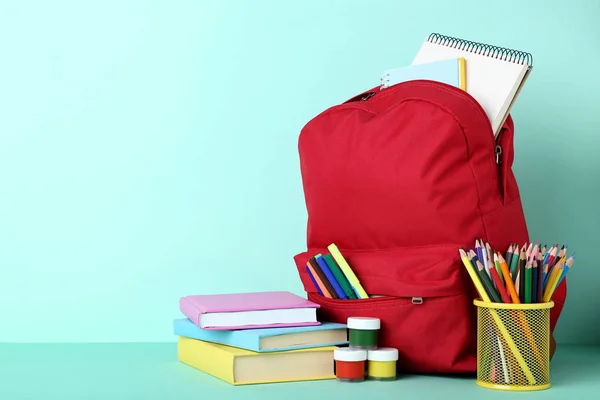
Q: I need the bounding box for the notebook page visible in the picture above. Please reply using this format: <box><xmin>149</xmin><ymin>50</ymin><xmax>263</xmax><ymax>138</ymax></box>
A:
<box><xmin>412</xmin><ymin>40</ymin><xmax>528</xmax><ymax>136</ymax></box>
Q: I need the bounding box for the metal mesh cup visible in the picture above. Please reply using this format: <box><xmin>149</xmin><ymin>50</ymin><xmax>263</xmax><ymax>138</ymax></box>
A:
<box><xmin>474</xmin><ymin>299</ymin><xmax>554</xmax><ymax>391</ymax></box>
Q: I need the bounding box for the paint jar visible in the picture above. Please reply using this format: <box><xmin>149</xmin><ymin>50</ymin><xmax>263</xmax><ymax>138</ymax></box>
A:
<box><xmin>367</xmin><ymin>347</ymin><xmax>398</xmax><ymax>381</ymax></box>
<box><xmin>334</xmin><ymin>347</ymin><xmax>367</xmax><ymax>382</ymax></box>
<box><xmin>347</xmin><ymin>317</ymin><xmax>380</xmax><ymax>349</ymax></box>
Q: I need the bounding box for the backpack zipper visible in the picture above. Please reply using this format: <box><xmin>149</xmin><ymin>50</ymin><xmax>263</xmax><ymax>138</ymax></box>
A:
<box><xmin>344</xmin><ymin>91</ymin><xmax>376</xmax><ymax>103</ymax></box>
<box><xmin>495</xmin><ymin>145</ymin><xmax>502</xmax><ymax>164</ymax></box>
<box><xmin>337</xmin><ymin>81</ymin><xmax>502</xmax><ymax>163</ymax></box>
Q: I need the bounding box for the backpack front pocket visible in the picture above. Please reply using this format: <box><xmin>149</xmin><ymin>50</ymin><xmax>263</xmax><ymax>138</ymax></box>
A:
<box><xmin>293</xmin><ymin>244</ymin><xmax>478</xmax><ymax>373</ymax></box>
<box><xmin>307</xmin><ymin>291</ymin><xmax>476</xmax><ymax>373</ymax></box>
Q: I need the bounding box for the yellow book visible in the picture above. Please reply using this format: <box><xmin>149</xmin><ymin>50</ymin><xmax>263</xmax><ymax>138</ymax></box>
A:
<box><xmin>177</xmin><ymin>336</ymin><xmax>336</xmax><ymax>385</ymax></box>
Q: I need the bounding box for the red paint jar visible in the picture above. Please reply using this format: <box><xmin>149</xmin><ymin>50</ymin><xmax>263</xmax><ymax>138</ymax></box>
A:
<box><xmin>334</xmin><ymin>347</ymin><xmax>367</xmax><ymax>382</ymax></box>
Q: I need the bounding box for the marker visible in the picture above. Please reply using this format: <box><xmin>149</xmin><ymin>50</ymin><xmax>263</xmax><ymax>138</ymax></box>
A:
<box><xmin>315</xmin><ymin>254</ymin><xmax>347</xmax><ymax>299</ymax></box>
<box><xmin>328</xmin><ymin>243</ymin><xmax>369</xmax><ymax>299</ymax></box>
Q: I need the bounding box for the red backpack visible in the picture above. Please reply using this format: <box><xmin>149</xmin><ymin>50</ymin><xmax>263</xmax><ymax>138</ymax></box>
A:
<box><xmin>293</xmin><ymin>80</ymin><xmax>566</xmax><ymax>374</ymax></box>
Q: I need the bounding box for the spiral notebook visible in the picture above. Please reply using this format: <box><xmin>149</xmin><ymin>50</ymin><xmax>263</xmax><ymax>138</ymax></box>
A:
<box><xmin>412</xmin><ymin>33</ymin><xmax>533</xmax><ymax>137</ymax></box>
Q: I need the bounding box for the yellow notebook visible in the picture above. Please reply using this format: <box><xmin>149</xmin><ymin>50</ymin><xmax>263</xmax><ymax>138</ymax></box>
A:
<box><xmin>177</xmin><ymin>336</ymin><xmax>336</xmax><ymax>385</ymax></box>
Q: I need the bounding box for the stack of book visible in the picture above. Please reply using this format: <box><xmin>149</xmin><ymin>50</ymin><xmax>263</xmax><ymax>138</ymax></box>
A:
<box><xmin>174</xmin><ymin>290</ymin><xmax>348</xmax><ymax>385</ymax></box>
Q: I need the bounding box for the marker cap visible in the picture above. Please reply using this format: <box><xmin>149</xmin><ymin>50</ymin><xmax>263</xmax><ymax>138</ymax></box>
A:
<box><xmin>334</xmin><ymin>347</ymin><xmax>367</xmax><ymax>362</ymax></box>
<box><xmin>367</xmin><ymin>347</ymin><xmax>399</xmax><ymax>362</ymax></box>
<box><xmin>347</xmin><ymin>317</ymin><xmax>380</xmax><ymax>330</ymax></box>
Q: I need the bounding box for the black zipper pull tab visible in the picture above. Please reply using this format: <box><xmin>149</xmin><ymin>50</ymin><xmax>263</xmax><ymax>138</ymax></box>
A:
<box><xmin>360</xmin><ymin>92</ymin><xmax>375</xmax><ymax>101</ymax></box>
<box><xmin>495</xmin><ymin>145</ymin><xmax>502</xmax><ymax>164</ymax></box>
<box><xmin>344</xmin><ymin>91</ymin><xmax>375</xmax><ymax>103</ymax></box>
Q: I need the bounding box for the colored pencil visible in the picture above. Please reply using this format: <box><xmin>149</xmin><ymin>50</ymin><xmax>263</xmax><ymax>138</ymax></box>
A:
<box><xmin>497</xmin><ymin>253</ymin><xmax>519</xmax><ymax>303</ymax></box>
<box><xmin>493</xmin><ymin>252</ymin><xmax>504</xmax><ymax>285</ymax></box>
<box><xmin>476</xmin><ymin>240</ymin><xmax>484</xmax><ymax>269</ymax></box>
<box><xmin>549</xmin><ymin>246</ymin><xmax>560</xmax><ymax>269</ymax></box>
<box><xmin>525</xmin><ymin>242</ymin><xmax>533</xmax><ymax>260</ymax></box>
<box><xmin>497</xmin><ymin>336</ymin><xmax>510</xmax><ymax>383</ymax></box>
<box><xmin>490</xmin><ymin>255</ymin><xmax>511</xmax><ymax>303</ymax></box>
<box><xmin>536</xmin><ymin>259</ymin><xmax>545</xmax><ymax>303</ymax></box>
<box><xmin>509</xmin><ymin>245</ymin><xmax>520</xmax><ymax>280</ymax></box>
<box><xmin>545</xmin><ymin>245</ymin><xmax>565</xmax><ymax>287</ymax></box>
<box><xmin>540</xmin><ymin>245</ymin><xmax>547</xmax><ymax>260</ymax></box>
<box><xmin>531</xmin><ymin>259</ymin><xmax>538</xmax><ymax>303</ymax></box>
<box><xmin>541</xmin><ymin>260</ymin><xmax>550</xmax><ymax>288</ymax></box>
<box><xmin>459</xmin><ymin>248</ymin><xmax>490</xmax><ymax>302</ymax></box>
<box><xmin>524</xmin><ymin>262</ymin><xmax>532</xmax><ymax>303</ymax></box>
<box><xmin>542</xmin><ymin>245</ymin><xmax>552</xmax><ymax>267</ymax></box>
<box><xmin>545</xmin><ymin>245</ymin><xmax>558</xmax><ymax>272</ymax></box>
<box><xmin>543</xmin><ymin>258</ymin><xmax>564</xmax><ymax>302</ymax></box>
<box><xmin>529</xmin><ymin>241</ymin><xmax>538</xmax><ymax>264</ymax></box>
<box><xmin>504</xmin><ymin>244</ymin><xmax>514</xmax><ymax>269</ymax></box>
<box><xmin>519</xmin><ymin>251</ymin><xmax>526</xmax><ymax>303</ymax></box>
<box><xmin>556</xmin><ymin>254</ymin><xmax>575</xmax><ymax>288</ymax></box>
<box><xmin>558</xmin><ymin>245</ymin><xmax>567</xmax><ymax>260</ymax></box>
<box><xmin>480</xmin><ymin>240</ymin><xmax>490</xmax><ymax>273</ymax></box>
<box><xmin>470</xmin><ymin>250</ymin><xmax>501</xmax><ymax>303</ymax></box>
<box><xmin>485</xmin><ymin>242</ymin><xmax>494</xmax><ymax>279</ymax></box>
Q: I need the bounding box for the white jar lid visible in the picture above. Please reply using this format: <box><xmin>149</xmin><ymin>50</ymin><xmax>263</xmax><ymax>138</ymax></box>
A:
<box><xmin>334</xmin><ymin>347</ymin><xmax>367</xmax><ymax>362</ymax></box>
<box><xmin>347</xmin><ymin>316</ymin><xmax>380</xmax><ymax>330</ymax></box>
<box><xmin>368</xmin><ymin>347</ymin><xmax>399</xmax><ymax>362</ymax></box>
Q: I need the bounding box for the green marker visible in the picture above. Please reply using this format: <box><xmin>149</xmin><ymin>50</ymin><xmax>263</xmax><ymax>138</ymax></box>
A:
<box><xmin>323</xmin><ymin>253</ymin><xmax>356</xmax><ymax>299</ymax></box>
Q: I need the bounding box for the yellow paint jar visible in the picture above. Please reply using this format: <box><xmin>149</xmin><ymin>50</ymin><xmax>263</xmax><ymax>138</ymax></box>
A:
<box><xmin>367</xmin><ymin>347</ymin><xmax>398</xmax><ymax>381</ymax></box>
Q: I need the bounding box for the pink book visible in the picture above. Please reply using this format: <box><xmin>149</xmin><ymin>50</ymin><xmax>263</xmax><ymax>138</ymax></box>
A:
<box><xmin>179</xmin><ymin>291</ymin><xmax>321</xmax><ymax>330</ymax></box>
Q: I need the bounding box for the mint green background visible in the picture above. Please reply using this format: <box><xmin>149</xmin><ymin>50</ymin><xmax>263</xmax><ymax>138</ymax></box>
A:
<box><xmin>0</xmin><ymin>0</ymin><xmax>597</xmax><ymax>344</ymax></box>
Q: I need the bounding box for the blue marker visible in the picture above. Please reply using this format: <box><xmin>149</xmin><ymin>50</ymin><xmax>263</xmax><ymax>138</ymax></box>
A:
<box><xmin>315</xmin><ymin>254</ymin><xmax>347</xmax><ymax>299</ymax></box>
<box><xmin>305</xmin><ymin>265</ymin><xmax>323</xmax><ymax>296</ymax></box>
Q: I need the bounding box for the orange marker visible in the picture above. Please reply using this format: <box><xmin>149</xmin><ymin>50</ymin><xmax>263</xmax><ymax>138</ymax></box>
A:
<box><xmin>306</xmin><ymin>263</ymin><xmax>332</xmax><ymax>298</ymax></box>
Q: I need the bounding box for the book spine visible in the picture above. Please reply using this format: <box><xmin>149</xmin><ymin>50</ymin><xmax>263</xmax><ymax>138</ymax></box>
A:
<box><xmin>177</xmin><ymin>337</ymin><xmax>236</xmax><ymax>384</ymax></box>
<box><xmin>173</xmin><ymin>319</ymin><xmax>261</xmax><ymax>352</ymax></box>
<box><xmin>179</xmin><ymin>297</ymin><xmax>203</xmax><ymax>328</ymax></box>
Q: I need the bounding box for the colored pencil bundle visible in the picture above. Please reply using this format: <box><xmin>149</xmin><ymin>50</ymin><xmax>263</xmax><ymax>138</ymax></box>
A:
<box><xmin>459</xmin><ymin>239</ymin><xmax>570</xmax><ymax>386</ymax></box>
<box><xmin>460</xmin><ymin>239</ymin><xmax>575</xmax><ymax>304</ymax></box>
<box><xmin>305</xmin><ymin>243</ymin><xmax>369</xmax><ymax>300</ymax></box>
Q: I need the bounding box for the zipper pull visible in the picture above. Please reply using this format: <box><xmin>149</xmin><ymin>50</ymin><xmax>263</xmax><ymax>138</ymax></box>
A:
<box><xmin>495</xmin><ymin>145</ymin><xmax>502</xmax><ymax>164</ymax></box>
<box><xmin>360</xmin><ymin>92</ymin><xmax>375</xmax><ymax>101</ymax></box>
<box><xmin>344</xmin><ymin>91</ymin><xmax>375</xmax><ymax>103</ymax></box>
<box><xmin>411</xmin><ymin>297</ymin><xmax>423</xmax><ymax>305</ymax></box>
